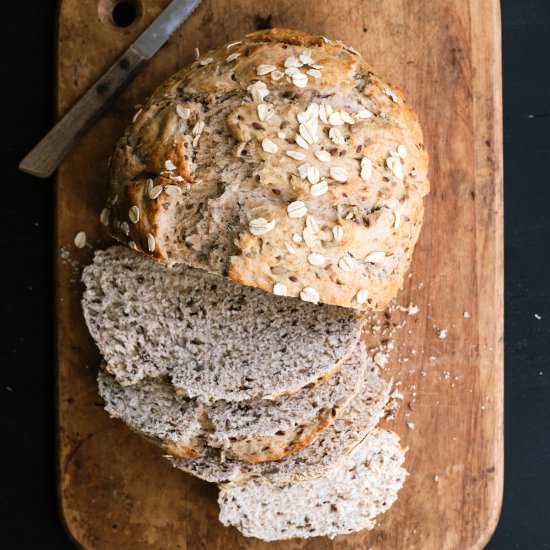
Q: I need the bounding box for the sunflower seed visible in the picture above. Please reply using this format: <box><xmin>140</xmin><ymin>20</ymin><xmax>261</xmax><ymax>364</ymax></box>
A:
<box><xmin>287</xmin><ymin>150</ymin><xmax>306</xmax><ymax>161</ymax></box>
<box><xmin>314</xmin><ymin>150</ymin><xmax>331</xmax><ymax>162</ymax></box>
<box><xmin>146</xmin><ymin>233</ymin><xmax>156</xmax><ymax>252</ymax></box>
<box><xmin>226</xmin><ymin>41</ymin><xmax>241</xmax><ymax>49</ymax></box>
<box><xmin>99</xmin><ymin>208</ymin><xmax>110</xmax><ymax>226</ymax></box>
<box><xmin>164</xmin><ymin>185</ymin><xmax>182</xmax><ymax>196</ymax></box>
<box><xmin>129</xmin><ymin>206</ymin><xmax>140</xmax><ymax>224</ymax></box>
<box><xmin>300</xmin><ymin>287</ymin><xmax>320</xmax><ymax>304</ymax></box>
<box><xmin>397</xmin><ymin>145</ymin><xmax>407</xmax><ymax>158</ymax></box>
<box><xmin>298</xmin><ymin>163</ymin><xmax>310</xmax><ymax>179</ymax></box>
<box><xmin>262</xmin><ymin>138</ymin><xmax>279</xmax><ymax>154</ymax></box>
<box><xmin>199</xmin><ymin>57</ymin><xmax>214</xmax><ymax>66</ymax></box>
<box><xmin>176</xmin><ymin>105</ymin><xmax>191</xmax><ymax>119</ymax></box>
<box><xmin>285</xmin><ymin>67</ymin><xmax>302</xmax><ymax>77</ymax></box>
<box><xmin>329</xmin><ymin>127</ymin><xmax>345</xmax><ymax>145</ymax></box>
<box><xmin>357</xmin><ymin>108</ymin><xmax>374</xmax><ymax>119</ymax></box>
<box><xmin>360</xmin><ymin>158</ymin><xmax>373</xmax><ymax>182</ymax></box>
<box><xmin>120</xmin><ymin>222</ymin><xmax>130</xmax><ymax>236</ymax></box>
<box><xmin>292</xmin><ymin>232</ymin><xmax>303</xmax><ymax>244</ymax></box>
<box><xmin>271</xmin><ymin>70</ymin><xmax>284</xmax><ymax>81</ymax></box>
<box><xmin>365</xmin><ymin>251</ymin><xmax>386</xmax><ymax>263</ymax></box>
<box><xmin>257</xmin><ymin>64</ymin><xmax>277</xmax><ymax>75</ymax></box>
<box><xmin>273</xmin><ymin>282</ymin><xmax>288</xmax><ymax>296</ymax></box>
<box><xmin>132</xmin><ymin>108</ymin><xmax>142</xmax><ymax>123</ymax></box>
<box><xmin>149</xmin><ymin>185</ymin><xmax>163</xmax><ymax>200</ymax></box>
<box><xmin>330</xmin><ymin>166</ymin><xmax>348</xmax><ymax>182</ymax></box>
<box><xmin>308</xmin><ymin>253</ymin><xmax>325</xmax><ymax>266</ymax></box>
<box><xmin>164</xmin><ymin>159</ymin><xmax>177</xmax><ymax>171</ymax></box>
<box><xmin>356</xmin><ymin>289</ymin><xmax>368</xmax><ymax>304</ymax></box>
<box><xmin>128</xmin><ymin>241</ymin><xmax>138</xmax><ymax>251</ymax></box>
<box><xmin>74</xmin><ymin>231</ymin><xmax>86</xmax><ymax>248</ymax></box>
<box><xmin>257</xmin><ymin>103</ymin><xmax>274</xmax><ymax>121</ymax></box>
<box><xmin>310</xmin><ymin>180</ymin><xmax>328</xmax><ymax>196</ymax></box>
<box><xmin>338</xmin><ymin>255</ymin><xmax>355</xmax><ymax>272</ymax></box>
<box><xmin>307</xmin><ymin>68</ymin><xmax>321</xmax><ymax>78</ymax></box>
<box><xmin>302</xmin><ymin>227</ymin><xmax>317</xmax><ymax>248</ymax></box>
<box><xmin>144</xmin><ymin>178</ymin><xmax>154</xmax><ymax>196</ymax></box>
<box><xmin>247</xmin><ymin>81</ymin><xmax>269</xmax><ymax>102</ymax></box>
<box><xmin>249</xmin><ymin>217</ymin><xmax>277</xmax><ymax>236</ymax></box>
<box><xmin>295</xmin><ymin>135</ymin><xmax>309</xmax><ymax>150</ymax></box>
<box><xmin>226</xmin><ymin>52</ymin><xmax>241</xmax><ymax>62</ymax></box>
<box><xmin>287</xmin><ymin>201</ymin><xmax>307</xmax><ymax>218</ymax></box>
<box><xmin>332</xmin><ymin>225</ymin><xmax>344</xmax><ymax>241</ymax></box>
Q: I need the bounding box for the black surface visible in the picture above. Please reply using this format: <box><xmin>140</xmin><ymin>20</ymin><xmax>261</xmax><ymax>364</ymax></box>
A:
<box><xmin>1</xmin><ymin>1</ymin><xmax>549</xmax><ymax>548</ymax></box>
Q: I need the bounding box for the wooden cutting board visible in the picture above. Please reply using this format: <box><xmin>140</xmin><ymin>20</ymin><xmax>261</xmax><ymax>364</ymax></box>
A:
<box><xmin>55</xmin><ymin>1</ymin><xmax>503</xmax><ymax>548</ymax></box>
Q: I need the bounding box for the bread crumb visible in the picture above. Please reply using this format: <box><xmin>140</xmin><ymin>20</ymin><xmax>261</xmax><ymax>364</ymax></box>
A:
<box><xmin>463</xmin><ymin>311</ymin><xmax>470</xmax><ymax>318</ymax></box>
<box><xmin>434</xmin><ymin>475</ymin><xmax>439</xmax><ymax>482</ymax></box>
<box><xmin>406</xmin><ymin>422</ymin><xmax>415</xmax><ymax>430</ymax></box>
<box><xmin>438</xmin><ymin>328</ymin><xmax>448</xmax><ymax>339</ymax></box>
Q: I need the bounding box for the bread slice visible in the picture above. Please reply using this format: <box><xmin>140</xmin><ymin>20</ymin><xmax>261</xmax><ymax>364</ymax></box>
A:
<box><xmin>218</xmin><ymin>429</ymin><xmax>407</xmax><ymax>541</ymax></box>
<box><xmin>168</xmin><ymin>363</ymin><xmax>390</xmax><ymax>483</ymax></box>
<box><xmin>97</xmin><ymin>346</ymin><xmax>366</xmax><ymax>463</ymax></box>
<box><xmin>82</xmin><ymin>246</ymin><xmax>361</xmax><ymax>401</ymax></box>
<box><xmin>105</xmin><ymin>28</ymin><xmax>429</xmax><ymax>311</ymax></box>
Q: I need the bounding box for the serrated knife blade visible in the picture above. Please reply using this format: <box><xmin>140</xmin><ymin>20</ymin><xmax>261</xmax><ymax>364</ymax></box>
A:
<box><xmin>19</xmin><ymin>0</ymin><xmax>203</xmax><ymax>178</ymax></box>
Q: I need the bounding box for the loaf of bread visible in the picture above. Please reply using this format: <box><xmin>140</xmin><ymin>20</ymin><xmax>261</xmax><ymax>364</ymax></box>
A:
<box><xmin>168</xmin><ymin>362</ymin><xmax>390</xmax><ymax>484</ymax></box>
<box><xmin>98</xmin><ymin>345</ymin><xmax>366</xmax><ymax>463</ymax></box>
<box><xmin>218</xmin><ymin>429</ymin><xmax>407</xmax><ymax>540</ymax></box>
<box><xmin>82</xmin><ymin>246</ymin><xmax>360</xmax><ymax>401</ymax></box>
<box><xmin>104</xmin><ymin>28</ymin><xmax>429</xmax><ymax>311</ymax></box>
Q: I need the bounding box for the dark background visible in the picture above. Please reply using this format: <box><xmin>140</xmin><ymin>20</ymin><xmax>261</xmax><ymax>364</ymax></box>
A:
<box><xmin>1</xmin><ymin>1</ymin><xmax>549</xmax><ymax>548</ymax></box>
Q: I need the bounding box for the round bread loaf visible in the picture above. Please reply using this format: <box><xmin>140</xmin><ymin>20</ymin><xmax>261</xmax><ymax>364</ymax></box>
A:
<box><xmin>105</xmin><ymin>28</ymin><xmax>429</xmax><ymax>311</ymax></box>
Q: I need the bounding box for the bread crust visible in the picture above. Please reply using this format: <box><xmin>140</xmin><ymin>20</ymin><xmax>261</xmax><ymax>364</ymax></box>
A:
<box><xmin>106</xmin><ymin>28</ymin><xmax>429</xmax><ymax>310</ymax></box>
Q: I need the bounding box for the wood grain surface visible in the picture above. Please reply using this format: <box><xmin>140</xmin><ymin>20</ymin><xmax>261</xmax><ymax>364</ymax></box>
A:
<box><xmin>55</xmin><ymin>1</ymin><xmax>503</xmax><ymax>548</ymax></box>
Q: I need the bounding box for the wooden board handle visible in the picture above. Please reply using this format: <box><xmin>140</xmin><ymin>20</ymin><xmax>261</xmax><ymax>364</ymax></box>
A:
<box><xmin>19</xmin><ymin>45</ymin><xmax>145</xmax><ymax>178</ymax></box>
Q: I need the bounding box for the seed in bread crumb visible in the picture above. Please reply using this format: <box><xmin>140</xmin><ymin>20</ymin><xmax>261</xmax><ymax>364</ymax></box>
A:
<box><xmin>314</xmin><ymin>150</ymin><xmax>331</xmax><ymax>163</ymax></box>
<box><xmin>295</xmin><ymin>135</ymin><xmax>309</xmax><ymax>150</ymax></box>
<box><xmin>273</xmin><ymin>283</ymin><xmax>287</xmax><ymax>296</ymax></box>
<box><xmin>74</xmin><ymin>231</ymin><xmax>86</xmax><ymax>248</ymax></box>
<box><xmin>330</xmin><ymin>166</ymin><xmax>348</xmax><ymax>182</ymax></box>
<box><xmin>149</xmin><ymin>185</ymin><xmax>163</xmax><ymax>200</ymax></box>
<box><xmin>292</xmin><ymin>233</ymin><xmax>303</xmax><ymax>244</ymax></box>
<box><xmin>307</xmin><ymin>68</ymin><xmax>321</xmax><ymax>78</ymax></box>
<box><xmin>176</xmin><ymin>105</ymin><xmax>190</xmax><ymax>119</ymax></box>
<box><xmin>99</xmin><ymin>208</ymin><xmax>110</xmax><ymax>226</ymax></box>
<box><xmin>249</xmin><ymin>218</ymin><xmax>276</xmax><ymax>236</ymax></box>
<box><xmin>307</xmin><ymin>253</ymin><xmax>325</xmax><ymax>266</ymax></box>
<box><xmin>360</xmin><ymin>157</ymin><xmax>372</xmax><ymax>182</ymax></box>
<box><xmin>300</xmin><ymin>287</ymin><xmax>320</xmax><ymax>304</ymax></box>
<box><xmin>287</xmin><ymin>201</ymin><xmax>307</xmax><ymax>218</ymax></box>
<box><xmin>146</xmin><ymin>233</ymin><xmax>156</xmax><ymax>252</ymax></box>
<box><xmin>338</xmin><ymin>256</ymin><xmax>355</xmax><ymax>272</ymax></box>
<box><xmin>463</xmin><ymin>311</ymin><xmax>471</xmax><ymax>318</ymax></box>
<box><xmin>356</xmin><ymin>289</ymin><xmax>368</xmax><ymax>304</ymax></box>
<box><xmin>285</xmin><ymin>243</ymin><xmax>296</xmax><ymax>255</ymax></box>
<box><xmin>407</xmin><ymin>422</ymin><xmax>415</xmax><ymax>430</ymax></box>
<box><xmin>129</xmin><ymin>206</ymin><xmax>140</xmax><ymax>224</ymax></box>
<box><xmin>271</xmin><ymin>70</ymin><xmax>284</xmax><ymax>81</ymax></box>
<box><xmin>128</xmin><ymin>241</ymin><xmax>138</xmax><ymax>251</ymax></box>
<box><xmin>365</xmin><ymin>251</ymin><xmax>386</xmax><ymax>264</ymax></box>
<box><xmin>357</xmin><ymin>108</ymin><xmax>373</xmax><ymax>119</ymax></box>
<box><xmin>257</xmin><ymin>103</ymin><xmax>274</xmax><ymax>122</ymax></box>
<box><xmin>199</xmin><ymin>57</ymin><xmax>214</xmax><ymax>66</ymax></box>
<box><xmin>226</xmin><ymin>53</ymin><xmax>241</xmax><ymax>63</ymax></box>
<box><xmin>226</xmin><ymin>41</ymin><xmax>241</xmax><ymax>49</ymax></box>
<box><xmin>438</xmin><ymin>329</ymin><xmax>448</xmax><ymax>339</ymax></box>
<box><xmin>383</xmin><ymin>87</ymin><xmax>398</xmax><ymax>102</ymax></box>
<box><xmin>256</xmin><ymin>64</ymin><xmax>277</xmax><ymax>76</ymax></box>
<box><xmin>120</xmin><ymin>222</ymin><xmax>130</xmax><ymax>236</ymax></box>
<box><xmin>310</xmin><ymin>180</ymin><xmax>328</xmax><ymax>196</ymax></box>
<box><xmin>329</xmin><ymin>127</ymin><xmax>345</xmax><ymax>145</ymax></box>
<box><xmin>262</xmin><ymin>138</ymin><xmax>279</xmax><ymax>154</ymax></box>
<box><xmin>332</xmin><ymin>225</ymin><xmax>344</xmax><ymax>242</ymax></box>
<box><xmin>164</xmin><ymin>159</ymin><xmax>176</xmax><ymax>171</ymax></box>
<box><xmin>305</xmin><ymin>215</ymin><xmax>320</xmax><ymax>234</ymax></box>
<box><xmin>164</xmin><ymin>185</ymin><xmax>181</xmax><ymax>196</ymax></box>
<box><xmin>286</xmin><ymin>150</ymin><xmax>306</xmax><ymax>161</ymax></box>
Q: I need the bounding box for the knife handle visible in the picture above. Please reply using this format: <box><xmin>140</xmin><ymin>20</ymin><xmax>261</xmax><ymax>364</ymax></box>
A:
<box><xmin>19</xmin><ymin>45</ymin><xmax>146</xmax><ymax>178</ymax></box>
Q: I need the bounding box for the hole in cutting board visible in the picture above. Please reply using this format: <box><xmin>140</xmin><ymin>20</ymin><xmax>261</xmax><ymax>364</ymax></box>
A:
<box><xmin>98</xmin><ymin>0</ymin><xmax>141</xmax><ymax>29</ymax></box>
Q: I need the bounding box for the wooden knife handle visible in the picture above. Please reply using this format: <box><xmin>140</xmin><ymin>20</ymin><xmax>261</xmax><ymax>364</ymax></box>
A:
<box><xmin>19</xmin><ymin>45</ymin><xmax>145</xmax><ymax>178</ymax></box>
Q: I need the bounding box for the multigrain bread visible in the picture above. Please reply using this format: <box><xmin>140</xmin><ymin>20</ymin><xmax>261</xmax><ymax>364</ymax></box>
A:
<box><xmin>98</xmin><ymin>347</ymin><xmax>366</xmax><ymax>463</ymax></box>
<box><xmin>169</xmin><ymin>363</ymin><xmax>391</xmax><ymax>483</ymax></box>
<box><xmin>82</xmin><ymin>246</ymin><xmax>360</xmax><ymax>401</ymax></box>
<box><xmin>104</xmin><ymin>28</ymin><xmax>429</xmax><ymax>311</ymax></box>
<box><xmin>218</xmin><ymin>429</ymin><xmax>407</xmax><ymax>541</ymax></box>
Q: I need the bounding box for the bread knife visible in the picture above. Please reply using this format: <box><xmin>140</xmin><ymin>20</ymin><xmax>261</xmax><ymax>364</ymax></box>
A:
<box><xmin>19</xmin><ymin>0</ymin><xmax>203</xmax><ymax>178</ymax></box>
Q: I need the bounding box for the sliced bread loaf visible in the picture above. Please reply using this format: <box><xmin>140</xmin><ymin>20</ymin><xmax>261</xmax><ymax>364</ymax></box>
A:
<box><xmin>169</xmin><ymin>362</ymin><xmax>391</xmax><ymax>483</ymax></box>
<box><xmin>218</xmin><ymin>429</ymin><xmax>407</xmax><ymax>541</ymax></box>
<box><xmin>82</xmin><ymin>246</ymin><xmax>361</xmax><ymax>401</ymax></box>
<box><xmin>98</xmin><ymin>346</ymin><xmax>365</xmax><ymax>463</ymax></box>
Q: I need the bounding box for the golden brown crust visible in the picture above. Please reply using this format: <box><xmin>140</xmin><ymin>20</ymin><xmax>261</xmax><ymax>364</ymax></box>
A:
<box><xmin>105</xmin><ymin>28</ymin><xmax>429</xmax><ymax>310</ymax></box>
